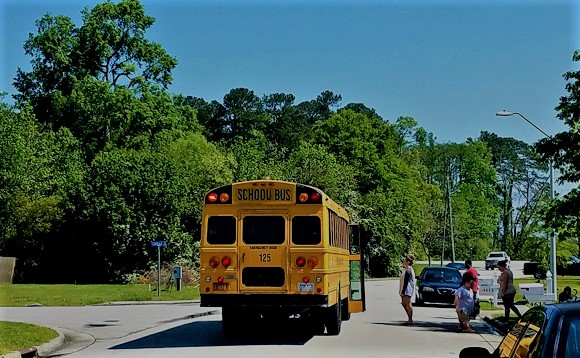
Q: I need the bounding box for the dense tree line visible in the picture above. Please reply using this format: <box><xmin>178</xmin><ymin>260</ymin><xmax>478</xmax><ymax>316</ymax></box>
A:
<box><xmin>1</xmin><ymin>0</ymin><xmax>578</xmax><ymax>283</ymax></box>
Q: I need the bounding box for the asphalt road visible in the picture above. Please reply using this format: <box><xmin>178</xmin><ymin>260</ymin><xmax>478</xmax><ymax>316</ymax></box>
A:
<box><xmin>1</xmin><ymin>279</ymin><xmax>504</xmax><ymax>358</ymax></box>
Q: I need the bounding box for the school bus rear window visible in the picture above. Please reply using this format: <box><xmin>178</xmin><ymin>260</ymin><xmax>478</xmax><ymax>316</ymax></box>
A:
<box><xmin>292</xmin><ymin>216</ymin><xmax>321</xmax><ymax>245</ymax></box>
<box><xmin>207</xmin><ymin>216</ymin><xmax>236</xmax><ymax>244</ymax></box>
<box><xmin>243</xmin><ymin>216</ymin><xmax>285</xmax><ymax>245</ymax></box>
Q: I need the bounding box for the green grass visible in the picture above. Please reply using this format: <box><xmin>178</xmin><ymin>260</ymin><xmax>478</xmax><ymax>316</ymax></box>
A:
<box><xmin>0</xmin><ymin>284</ymin><xmax>200</xmax><ymax>307</ymax></box>
<box><xmin>0</xmin><ymin>321</ymin><xmax>59</xmax><ymax>355</ymax></box>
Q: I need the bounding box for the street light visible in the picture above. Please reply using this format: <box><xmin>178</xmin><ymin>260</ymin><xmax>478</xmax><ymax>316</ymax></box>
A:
<box><xmin>495</xmin><ymin>110</ymin><xmax>557</xmax><ymax>296</ymax></box>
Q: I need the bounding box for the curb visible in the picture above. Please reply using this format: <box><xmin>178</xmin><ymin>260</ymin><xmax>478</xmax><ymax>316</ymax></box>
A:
<box><xmin>91</xmin><ymin>300</ymin><xmax>199</xmax><ymax>306</ymax></box>
<box><xmin>36</xmin><ymin>328</ymin><xmax>66</xmax><ymax>358</ymax></box>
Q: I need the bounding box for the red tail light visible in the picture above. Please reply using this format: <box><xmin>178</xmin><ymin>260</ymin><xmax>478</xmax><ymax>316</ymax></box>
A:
<box><xmin>217</xmin><ymin>276</ymin><xmax>224</xmax><ymax>283</ymax></box>
<box><xmin>302</xmin><ymin>276</ymin><xmax>310</xmax><ymax>283</ymax></box>
<box><xmin>307</xmin><ymin>256</ymin><xmax>318</xmax><ymax>268</ymax></box>
<box><xmin>296</xmin><ymin>256</ymin><xmax>306</xmax><ymax>267</ymax></box>
<box><xmin>221</xmin><ymin>256</ymin><xmax>232</xmax><ymax>268</ymax></box>
<box><xmin>207</xmin><ymin>193</ymin><xmax>218</xmax><ymax>203</ymax></box>
<box><xmin>310</xmin><ymin>192</ymin><xmax>321</xmax><ymax>202</ymax></box>
<box><xmin>209</xmin><ymin>256</ymin><xmax>220</xmax><ymax>268</ymax></box>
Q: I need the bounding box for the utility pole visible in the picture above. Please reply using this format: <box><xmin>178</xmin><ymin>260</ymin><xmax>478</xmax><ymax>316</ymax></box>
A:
<box><xmin>447</xmin><ymin>171</ymin><xmax>456</xmax><ymax>263</ymax></box>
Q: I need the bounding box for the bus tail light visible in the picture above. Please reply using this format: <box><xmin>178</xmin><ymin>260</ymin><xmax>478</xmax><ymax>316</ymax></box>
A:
<box><xmin>310</xmin><ymin>192</ymin><xmax>321</xmax><ymax>202</ymax></box>
<box><xmin>298</xmin><ymin>193</ymin><xmax>309</xmax><ymax>203</ymax></box>
<box><xmin>296</xmin><ymin>256</ymin><xmax>306</xmax><ymax>267</ymax></box>
<box><xmin>209</xmin><ymin>256</ymin><xmax>220</xmax><ymax>268</ymax></box>
<box><xmin>221</xmin><ymin>256</ymin><xmax>232</xmax><ymax>268</ymax></box>
<box><xmin>207</xmin><ymin>193</ymin><xmax>218</xmax><ymax>203</ymax></box>
<box><xmin>317</xmin><ymin>287</ymin><xmax>322</xmax><ymax>293</ymax></box>
<box><xmin>307</xmin><ymin>256</ymin><xmax>318</xmax><ymax>268</ymax></box>
<box><xmin>205</xmin><ymin>185</ymin><xmax>232</xmax><ymax>204</ymax></box>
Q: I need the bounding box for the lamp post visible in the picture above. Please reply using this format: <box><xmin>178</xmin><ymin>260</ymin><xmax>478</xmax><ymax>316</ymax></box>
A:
<box><xmin>496</xmin><ymin>110</ymin><xmax>557</xmax><ymax>296</ymax></box>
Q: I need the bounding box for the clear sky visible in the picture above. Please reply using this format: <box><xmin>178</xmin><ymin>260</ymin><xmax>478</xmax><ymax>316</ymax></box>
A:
<box><xmin>1</xmin><ymin>0</ymin><xmax>578</xmax><ymax>146</ymax></box>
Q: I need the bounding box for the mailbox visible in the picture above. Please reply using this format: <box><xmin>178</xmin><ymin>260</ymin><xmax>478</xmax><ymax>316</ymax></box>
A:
<box><xmin>173</xmin><ymin>266</ymin><xmax>182</xmax><ymax>279</ymax></box>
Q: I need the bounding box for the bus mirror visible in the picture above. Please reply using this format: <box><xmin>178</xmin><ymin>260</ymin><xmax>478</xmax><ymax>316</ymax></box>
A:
<box><xmin>349</xmin><ymin>224</ymin><xmax>360</xmax><ymax>254</ymax></box>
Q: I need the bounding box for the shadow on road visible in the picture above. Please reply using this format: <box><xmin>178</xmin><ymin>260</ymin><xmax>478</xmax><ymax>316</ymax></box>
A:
<box><xmin>110</xmin><ymin>319</ymin><xmax>314</xmax><ymax>349</ymax></box>
<box><xmin>371</xmin><ymin>320</ymin><xmax>459</xmax><ymax>333</ymax></box>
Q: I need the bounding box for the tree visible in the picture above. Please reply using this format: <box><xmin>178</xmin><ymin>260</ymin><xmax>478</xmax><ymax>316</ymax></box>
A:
<box><xmin>422</xmin><ymin>141</ymin><xmax>498</xmax><ymax>260</ymax></box>
<box><xmin>13</xmin><ymin>0</ymin><xmax>177</xmax><ymax>126</ymax></box>
<box><xmin>222</xmin><ymin>88</ymin><xmax>269</xmax><ymax>142</ymax></box>
<box><xmin>84</xmin><ymin>132</ymin><xmax>234</xmax><ymax>282</ymax></box>
<box><xmin>0</xmin><ymin>102</ymin><xmax>87</xmax><ymax>282</ymax></box>
<box><xmin>262</xmin><ymin>93</ymin><xmax>309</xmax><ymax>150</ymax></box>
<box><xmin>537</xmin><ymin>49</ymin><xmax>580</xmax><ymax>256</ymax></box>
<box><xmin>296</xmin><ymin>90</ymin><xmax>342</xmax><ymax>125</ymax></box>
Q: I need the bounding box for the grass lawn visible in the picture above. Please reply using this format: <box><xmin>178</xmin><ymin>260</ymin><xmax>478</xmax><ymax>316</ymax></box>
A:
<box><xmin>0</xmin><ymin>321</ymin><xmax>59</xmax><ymax>355</ymax></box>
<box><xmin>0</xmin><ymin>284</ymin><xmax>200</xmax><ymax>307</ymax></box>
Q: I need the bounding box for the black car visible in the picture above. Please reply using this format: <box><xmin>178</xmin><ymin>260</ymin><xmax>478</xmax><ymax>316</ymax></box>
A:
<box><xmin>445</xmin><ymin>262</ymin><xmax>466</xmax><ymax>273</ymax></box>
<box><xmin>460</xmin><ymin>302</ymin><xmax>580</xmax><ymax>358</ymax></box>
<box><xmin>415</xmin><ymin>266</ymin><xmax>463</xmax><ymax>305</ymax></box>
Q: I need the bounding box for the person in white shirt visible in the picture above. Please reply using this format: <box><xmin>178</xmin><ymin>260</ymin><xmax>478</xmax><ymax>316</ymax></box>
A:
<box><xmin>399</xmin><ymin>255</ymin><xmax>416</xmax><ymax>325</ymax></box>
<box><xmin>454</xmin><ymin>275</ymin><xmax>475</xmax><ymax>333</ymax></box>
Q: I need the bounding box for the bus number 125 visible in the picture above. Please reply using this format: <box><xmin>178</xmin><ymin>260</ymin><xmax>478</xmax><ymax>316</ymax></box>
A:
<box><xmin>259</xmin><ymin>253</ymin><xmax>271</xmax><ymax>262</ymax></box>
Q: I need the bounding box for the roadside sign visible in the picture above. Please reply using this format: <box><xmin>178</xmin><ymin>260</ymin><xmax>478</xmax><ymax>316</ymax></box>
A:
<box><xmin>151</xmin><ymin>241</ymin><xmax>167</xmax><ymax>247</ymax></box>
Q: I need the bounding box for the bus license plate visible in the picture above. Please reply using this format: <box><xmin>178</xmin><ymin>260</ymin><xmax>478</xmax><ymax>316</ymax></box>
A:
<box><xmin>213</xmin><ymin>282</ymin><xmax>229</xmax><ymax>291</ymax></box>
<box><xmin>298</xmin><ymin>283</ymin><xmax>314</xmax><ymax>292</ymax></box>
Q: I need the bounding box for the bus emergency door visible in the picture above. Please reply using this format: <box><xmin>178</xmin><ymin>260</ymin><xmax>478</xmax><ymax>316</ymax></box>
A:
<box><xmin>348</xmin><ymin>224</ymin><xmax>366</xmax><ymax>312</ymax></box>
<box><xmin>239</xmin><ymin>212</ymin><xmax>289</xmax><ymax>293</ymax></box>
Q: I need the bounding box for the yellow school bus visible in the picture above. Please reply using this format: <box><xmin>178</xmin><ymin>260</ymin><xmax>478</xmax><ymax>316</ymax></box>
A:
<box><xmin>199</xmin><ymin>179</ymin><xmax>366</xmax><ymax>336</ymax></box>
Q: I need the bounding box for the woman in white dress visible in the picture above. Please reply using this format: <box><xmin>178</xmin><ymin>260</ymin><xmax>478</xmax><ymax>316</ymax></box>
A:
<box><xmin>399</xmin><ymin>255</ymin><xmax>416</xmax><ymax>325</ymax></box>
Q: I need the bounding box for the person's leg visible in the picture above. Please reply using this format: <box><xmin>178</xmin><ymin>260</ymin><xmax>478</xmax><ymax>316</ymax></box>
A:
<box><xmin>458</xmin><ymin>311</ymin><xmax>474</xmax><ymax>332</ymax></box>
<box><xmin>456</xmin><ymin>311</ymin><xmax>464</xmax><ymax>331</ymax></box>
<box><xmin>502</xmin><ymin>295</ymin><xmax>510</xmax><ymax>318</ymax></box>
<box><xmin>507</xmin><ymin>293</ymin><xmax>522</xmax><ymax>318</ymax></box>
<box><xmin>402</xmin><ymin>296</ymin><xmax>413</xmax><ymax>323</ymax></box>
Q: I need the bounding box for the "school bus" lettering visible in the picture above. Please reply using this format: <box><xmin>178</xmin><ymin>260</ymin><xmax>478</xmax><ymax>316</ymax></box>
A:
<box><xmin>237</xmin><ymin>188</ymin><xmax>291</xmax><ymax>201</ymax></box>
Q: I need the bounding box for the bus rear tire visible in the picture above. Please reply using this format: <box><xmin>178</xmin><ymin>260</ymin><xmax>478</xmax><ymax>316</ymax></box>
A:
<box><xmin>222</xmin><ymin>307</ymin><xmax>241</xmax><ymax>337</ymax></box>
<box><xmin>308</xmin><ymin>309</ymin><xmax>325</xmax><ymax>335</ymax></box>
<box><xmin>325</xmin><ymin>293</ymin><xmax>342</xmax><ymax>335</ymax></box>
<box><xmin>341</xmin><ymin>297</ymin><xmax>350</xmax><ymax>321</ymax></box>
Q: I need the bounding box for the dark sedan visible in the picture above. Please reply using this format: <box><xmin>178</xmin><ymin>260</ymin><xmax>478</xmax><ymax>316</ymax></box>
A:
<box><xmin>415</xmin><ymin>266</ymin><xmax>463</xmax><ymax>305</ymax></box>
<box><xmin>460</xmin><ymin>302</ymin><xmax>580</xmax><ymax>357</ymax></box>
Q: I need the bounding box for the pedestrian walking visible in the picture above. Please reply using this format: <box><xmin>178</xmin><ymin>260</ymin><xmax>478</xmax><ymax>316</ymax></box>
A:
<box><xmin>498</xmin><ymin>259</ymin><xmax>522</xmax><ymax>319</ymax></box>
<box><xmin>454</xmin><ymin>275</ymin><xmax>475</xmax><ymax>333</ymax></box>
<box><xmin>399</xmin><ymin>255</ymin><xmax>416</xmax><ymax>325</ymax></box>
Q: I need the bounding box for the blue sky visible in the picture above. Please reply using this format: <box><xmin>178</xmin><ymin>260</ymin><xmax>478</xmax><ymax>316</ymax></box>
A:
<box><xmin>1</xmin><ymin>1</ymin><xmax>578</xmax><ymax>151</ymax></box>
